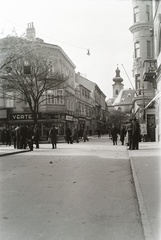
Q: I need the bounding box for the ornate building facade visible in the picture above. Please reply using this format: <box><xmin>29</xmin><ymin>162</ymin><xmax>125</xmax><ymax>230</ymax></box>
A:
<box><xmin>129</xmin><ymin>0</ymin><xmax>157</xmax><ymax>141</ymax></box>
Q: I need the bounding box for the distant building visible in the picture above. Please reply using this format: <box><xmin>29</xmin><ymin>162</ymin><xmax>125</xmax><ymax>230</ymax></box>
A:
<box><xmin>106</xmin><ymin>66</ymin><xmax>134</xmax><ymax>113</ymax></box>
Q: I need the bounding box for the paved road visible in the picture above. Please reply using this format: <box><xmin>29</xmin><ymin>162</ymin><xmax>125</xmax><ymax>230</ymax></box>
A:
<box><xmin>0</xmin><ymin>138</ymin><xmax>144</xmax><ymax>240</ymax></box>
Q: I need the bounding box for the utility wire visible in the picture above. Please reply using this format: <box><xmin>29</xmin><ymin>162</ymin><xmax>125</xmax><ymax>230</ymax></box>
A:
<box><xmin>121</xmin><ymin>64</ymin><xmax>134</xmax><ymax>89</ymax></box>
<box><xmin>0</xmin><ymin>16</ymin><xmax>90</xmax><ymax>52</ymax></box>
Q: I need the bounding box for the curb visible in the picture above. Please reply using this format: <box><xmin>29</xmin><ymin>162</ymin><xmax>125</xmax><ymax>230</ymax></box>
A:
<box><xmin>0</xmin><ymin>149</ymin><xmax>31</xmax><ymax>157</ymax></box>
<box><xmin>128</xmin><ymin>151</ymin><xmax>154</xmax><ymax>240</ymax></box>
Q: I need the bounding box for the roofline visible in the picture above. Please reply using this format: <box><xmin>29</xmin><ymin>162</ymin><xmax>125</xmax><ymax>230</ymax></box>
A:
<box><xmin>41</xmin><ymin>42</ymin><xmax>76</xmax><ymax>69</ymax></box>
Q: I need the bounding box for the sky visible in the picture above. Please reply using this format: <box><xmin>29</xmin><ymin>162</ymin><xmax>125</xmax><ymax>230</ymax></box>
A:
<box><xmin>0</xmin><ymin>0</ymin><xmax>134</xmax><ymax>100</ymax></box>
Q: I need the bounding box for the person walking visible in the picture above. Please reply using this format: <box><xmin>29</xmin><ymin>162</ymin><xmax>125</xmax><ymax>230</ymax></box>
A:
<box><xmin>34</xmin><ymin>124</ymin><xmax>40</xmax><ymax>149</ymax></box>
<box><xmin>49</xmin><ymin>124</ymin><xmax>58</xmax><ymax>149</ymax></box>
<box><xmin>27</xmin><ymin>125</ymin><xmax>34</xmax><ymax>151</ymax></box>
<box><xmin>72</xmin><ymin>127</ymin><xmax>79</xmax><ymax>143</ymax></box>
<box><xmin>12</xmin><ymin>126</ymin><xmax>17</xmax><ymax>149</ymax></box>
<box><xmin>111</xmin><ymin>124</ymin><xmax>118</xmax><ymax>145</ymax></box>
<box><xmin>120</xmin><ymin>125</ymin><xmax>126</xmax><ymax>145</ymax></box>
<box><xmin>131</xmin><ymin>117</ymin><xmax>141</xmax><ymax>150</ymax></box>
<box><xmin>65</xmin><ymin>125</ymin><xmax>73</xmax><ymax>144</ymax></box>
<box><xmin>83</xmin><ymin>127</ymin><xmax>89</xmax><ymax>142</ymax></box>
<box><xmin>126</xmin><ymin>119</ymin><xmax>132</xmax><ymax>150</ymax></box>
<box><xmin>20</xmin><ymin>124</ymin><xmax>28</xmax><ymax>149</ymax></box>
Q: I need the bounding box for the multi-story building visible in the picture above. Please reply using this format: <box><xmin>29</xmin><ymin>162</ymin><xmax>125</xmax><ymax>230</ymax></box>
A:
<box><xmin>0</xmin><ymin>23</ymin><xmax>76</xmax><ymax>139</ymax></box>
<box><xmin>0</xmin><ymin>23</ymin><xmax>108</xmax><ymax>139</ymax></box>
<box><xmin>75</xmin><ymin>73</ymin><xmax>107</xmax><ymax>135</ymax></box>
<box><xmin>129</xmin><ymin>0</ymin><xmax>157</xmax><ymax>141</ymax></box>
<box><xmin>150</xmin><ymin>0</ymin><xmax>161</xmax><ymax>142</ymax></box>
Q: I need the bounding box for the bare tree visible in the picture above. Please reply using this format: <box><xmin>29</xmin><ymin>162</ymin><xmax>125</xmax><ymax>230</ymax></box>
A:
<box><xmin>0</xmin><ymin>36</ymin><xmax>72</xmax><ymax>123</ymax></box>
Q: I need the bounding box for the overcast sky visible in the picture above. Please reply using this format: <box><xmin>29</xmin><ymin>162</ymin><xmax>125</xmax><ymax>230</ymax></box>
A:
<box><xmin>0</xmin><ymin>0</ymin><xmax>134</xmax><ymax>99</ymax></box>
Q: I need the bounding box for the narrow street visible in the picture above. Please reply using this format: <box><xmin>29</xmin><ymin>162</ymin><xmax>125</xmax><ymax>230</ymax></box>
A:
<box><xmin>0</xmin><ymin>137</ymin><xmax>144</xmax><ymax>240</ymax></box>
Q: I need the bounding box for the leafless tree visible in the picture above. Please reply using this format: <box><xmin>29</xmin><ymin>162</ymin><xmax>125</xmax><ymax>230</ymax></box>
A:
<box><xmin>0</xmin><ymin>36</ymin><xmax>72</xmax><ymax>123</ymax></box>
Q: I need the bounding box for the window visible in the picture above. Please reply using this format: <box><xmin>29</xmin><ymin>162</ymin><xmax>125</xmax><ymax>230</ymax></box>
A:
<box><xmin>52</xmin><ymin>95</ymin><xmax>55</xmax><ymax>103</ymax></box>
<box><xmin>147</xmin><ymin>41</ymin><xmax>151</xmax><ymax>57</ymax></box>
<box><xmin>146</xmin><ymin>5</ymin><xmax>150</xmax><ymax>21</ymax></box>
<box><xmin>135</xmin><ymin>42</ymin><xmax>140</xmax><ymax>58</ymax></box>
<box><xmin>115</xmin><ymin>89</ymin><xmax>118</xmax><ymax>95</ymax></box>
<box><xmin>56</xmin><ymin>89</ymin><xmax>64</xmax><ymax>104</ymax></box>
<box><xmin>135</xmin><ymin>75</ymin><xmax>141</xmax><ymax>90</ymax></box>
<box><xmin>134</xmin><ymin>6</ymin><xmax>139</xmax><ymax>23</ymax></box>
<box><xmin>48</xmin><ymin>94</ymin><xmax>51</xmax><ymax>103</ymax></box>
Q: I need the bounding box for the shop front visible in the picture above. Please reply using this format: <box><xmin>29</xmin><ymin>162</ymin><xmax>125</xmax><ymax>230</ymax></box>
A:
<box><xmin>8</xmin><ymin>112</ymin><xmax>68</xmax><ymax>140</ymax></box>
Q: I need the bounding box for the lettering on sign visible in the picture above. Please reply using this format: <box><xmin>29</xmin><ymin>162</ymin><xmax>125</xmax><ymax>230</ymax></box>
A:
<box><xmin>10</xmin><ymin>113</ymin><xmax>33</xmax><ymax>121</ymax></box>
<box><xmin>66</xmin><ymin>115</ymin><xmax>73</xmax><ymax>121</ymax></box>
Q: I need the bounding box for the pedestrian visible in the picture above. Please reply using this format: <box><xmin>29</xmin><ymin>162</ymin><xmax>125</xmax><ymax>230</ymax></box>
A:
<box><xmin>20</xmin><ymin>124</ymin><xmax>28</xmax><ymax>149</ymax></box>
<box><xmin>1</xmin><ymin>128</ymin><xmax>6</xmax><ymax>144</ymax></box>
<box><xmin>120</xmin><ymin>125</ymin><xmax>126</xmax><ymax>145</ymax></box>
<box><xmin>111</xmin><ymin>124</ymin><xmax>118</xmax><ymax>145</ymax></box>
<box><xmin>33</xmin><ymin>124</ymin><xmax>40</xmax><ymax>149</ymax></box>
<box><xmin>97</xmin><ymin>128</ymin><xmax>101</xmax><ymax>138</ymax></box>
<box><xmin>83</xmin><ymin>127</ymin><xmax>89</xmax><ymax>142</ymax></box>
<box><xmin>131</xmin><ymin>117</ymin><xmax>141</xmax><ymax>150</ymax></box>
<box><xmin>49</xmin><ymin>124</ymin><xmax>58</xmax><ymax>149</ymax></box>
<box><xmin>12</xmin><ymin>126</ymin><xmax>17</xmax><ymax>149</ymax></box>
<box><xmin>72</xmin><ymin>127</ymin><xmax>79</xmax><ymax>143</ymax></box>
<box><xmin>27</xmin><ymin>125</ymin><xmax>34</xmax><ymax>151</ymax></box>
<box><xmin>65</xmin><ymin>125</ymin><xmax>73</xmax><ymax>144</ymax></box>
<box><xmin>126</xmin><ymin>119</ymin><xmax>132</xmax><ymax>150</ymax></box>
<box><xmin>6</xmin><ymin>126</ymin><xmax>11</xmax><ymax>146</ymax></box>
<box><xmin>16</xmin><ymin>125</ymin><xmax>21</xmax><ymax>149</ymax></box>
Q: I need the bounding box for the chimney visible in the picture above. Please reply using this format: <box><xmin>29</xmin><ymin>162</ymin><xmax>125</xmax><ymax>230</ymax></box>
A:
<box><xmin>26</xmin><ymin>22</ymin><xmax>36</xmax><ymax>41</ymax></box>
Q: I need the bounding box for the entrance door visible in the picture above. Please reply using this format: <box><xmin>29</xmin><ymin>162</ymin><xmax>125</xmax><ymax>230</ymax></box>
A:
<box><xmin>147</xmin><ymin>114</ymin><xmax>155</xmax><ymax>142</ymax></box>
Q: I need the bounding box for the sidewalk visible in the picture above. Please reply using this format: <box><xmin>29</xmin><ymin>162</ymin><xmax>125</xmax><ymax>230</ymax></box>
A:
<box><xmin>0</xmin><ymin>145</ymin><xmax>30</xmax><ymax>157</ymax></box>
<box><xmin>129</xmin><ymin>142</ymin><xmax>161</xmax><ymax>240</ymax></box>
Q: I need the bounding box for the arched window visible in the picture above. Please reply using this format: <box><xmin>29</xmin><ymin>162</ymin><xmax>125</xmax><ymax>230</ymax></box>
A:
<box><xmin>115</xmin><ymin>89</ymin><xmax>118</xmax><ymax>95</ymax></box>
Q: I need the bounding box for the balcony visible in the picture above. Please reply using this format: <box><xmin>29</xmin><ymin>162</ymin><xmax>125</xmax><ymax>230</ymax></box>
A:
<box><xmin>142</xmin><ymin>60</ymin><xmax>157</xmax><ymax>88</ymax></box>
<box><xmin>134</xmin><ymin>88</ymin><xmax>155</xmax><ymax>108</ymax></box>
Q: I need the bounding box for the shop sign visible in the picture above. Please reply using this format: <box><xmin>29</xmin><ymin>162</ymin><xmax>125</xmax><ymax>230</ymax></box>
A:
<box><xmin>66</xmin><ymin>115</ymin><xmax>73</xmax><ymax>121</ymax></box>
<box><xmin>10</xmin><ymin>113</ymin><xmax>41</xmax><ymax>121</ymax></box>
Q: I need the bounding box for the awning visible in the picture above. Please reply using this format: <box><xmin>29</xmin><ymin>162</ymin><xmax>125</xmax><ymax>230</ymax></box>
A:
<box><xmin>144</xmin><ymin>91</ymin><xmax>161</xmax><ymax>110</ymax></box>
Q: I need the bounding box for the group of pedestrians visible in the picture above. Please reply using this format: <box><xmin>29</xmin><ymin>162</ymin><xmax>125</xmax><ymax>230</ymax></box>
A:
<box><xmin>65</xmin><ymin>125</ymin><xmax>89</xmax><ymax>144</ymax></box>
<box><xmin>1</xmin><ymin>124</ymin><xmax>40</xmax><ymax>151</ymax></box>
<box><xmin>110</xmin><ymin>116</ymin><xmax>141</xmax><ymax>150</ymax></box>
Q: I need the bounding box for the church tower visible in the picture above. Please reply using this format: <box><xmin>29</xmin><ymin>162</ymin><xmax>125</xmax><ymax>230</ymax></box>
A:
<box><xmin>26</xmin><ymin>22</ymin><xmax>36</xmax><ymax>41</ymax></box>
<box><xmin>112</xmin><ymin>66</ymin><xmax>124</xmax><ymax>98</ymax></box>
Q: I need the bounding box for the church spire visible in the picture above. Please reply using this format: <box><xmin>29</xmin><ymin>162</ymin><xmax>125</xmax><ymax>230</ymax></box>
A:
<box><xmin>112</xmin><ymin>65</ymin><xmax>124</xmax><ymax>98</ymax></box>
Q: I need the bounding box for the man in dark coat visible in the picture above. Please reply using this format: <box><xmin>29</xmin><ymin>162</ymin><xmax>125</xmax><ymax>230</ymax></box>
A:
<box><xmin>132</xmin><ymin>117</ymin><xmax>140</xmax><ymax>150</ymax></box>
<box><xmin>34</xmin><ymin>124</ymin><xmax>40</xmax><ymax>149</ymax></box>
<box><xmin>111</xmin><ymin>124</ymin><xmax>118</xmax><ymax>145</ymax></box>
<box><xmin>126</xmin><ymin>119</ymin><xmax>132</xmax><ymax>150</ymax></box>
<box><xmin>120</xmin><ymin>125</ymin><xmax>126</xmax><ymax>145</ymax></box>
<box><xmin>65</xmin><ymin>125</ymin><xmax>72</xmax><ymax>144</ymax></box>
<box><xmin>49</xmin><ymin>124</ymin><xmax>58</xmax><ymax>149</ymax></box>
